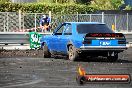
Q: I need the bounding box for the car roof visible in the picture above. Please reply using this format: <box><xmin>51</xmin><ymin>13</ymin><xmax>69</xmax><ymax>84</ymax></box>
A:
<box><xmin>65</xmin><ymin>22</ymin><xmax>105</xmax><ymax>24</ymax></box>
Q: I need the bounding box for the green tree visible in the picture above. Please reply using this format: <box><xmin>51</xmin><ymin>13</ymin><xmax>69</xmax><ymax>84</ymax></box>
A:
<box><xmin>52</xmin><ymin>0</ymin><xmax>70</xmax><ymax>3</ymax></box>
<box><xmin>38</xmin><ymin>0</ymin><xmax>92</xmax><ymax>4</ymax></box>
<box><xmin>0</xmin><ymin>0</ymin><xmax>10</xmax><ymax>2</ymax></box>
<box><xmin>111</xmin><ymin>0</ymin><xmax>124</xmax><ymax>9</ymax></box>
<box><xmin>37</xmin><ymin>0</ymin><xmax>54</xmax><ymax>3</ymax></box>
<box><xmin>90</xmin><ymin>0</ymin><xmax>124</xmax><ymax>10</ymax></box>
<box><xmin>38</xmin><ymin>0</ymin><xmax>73</xmax><ymax>3</ymax></box>
<box><xmin>75</xmin><ymin>0</ymin><xmax>91</xmax><ymax>4</ymax></box>
<box><xmin>124</xmin><ymin>5</ymin><xmax>132</xmax><ymax>10</ymax></box>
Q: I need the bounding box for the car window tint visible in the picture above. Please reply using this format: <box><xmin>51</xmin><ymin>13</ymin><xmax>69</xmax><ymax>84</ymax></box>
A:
<box><xmin>56</xmin><ymin>24</ymin><xmax>66</xmax><ymax>35</ymax></box>
<box><xmin>64</xmin><ymin>25</ymin><xmax>72</xmax><ymax>35</ymax></box>
<box><xmin>57</xmin><ymin>26</ymin><xmax>64</xmax><ymax>33</ymax></box>
<box><xmin>77</xmin><ymin>24</ymin><xmax>114</xmax><ymax>34</ymax></box>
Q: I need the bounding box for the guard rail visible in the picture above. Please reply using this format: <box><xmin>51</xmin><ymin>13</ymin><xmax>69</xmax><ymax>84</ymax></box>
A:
<box><xmin>0</xmin><ymin>32</ymin><xmax>132</xmax><ymax>50</ymax></box>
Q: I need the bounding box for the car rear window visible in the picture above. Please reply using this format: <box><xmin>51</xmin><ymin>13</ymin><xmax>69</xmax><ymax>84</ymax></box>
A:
<box><xmin>77</xmin><ymin>24</ymin><xmax>114</xmax><ymax>34</ymax></box>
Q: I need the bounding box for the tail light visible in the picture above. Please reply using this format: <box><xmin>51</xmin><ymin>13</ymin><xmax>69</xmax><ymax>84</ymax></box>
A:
<box><xmin>118</xmin><ymin>40</ymin><xmax>126</xmax><ymax>44</ymax></box>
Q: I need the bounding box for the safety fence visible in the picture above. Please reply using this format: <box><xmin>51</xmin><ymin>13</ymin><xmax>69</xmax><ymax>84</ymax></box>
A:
<box><xmin>0</xmin><ymin>12</ymin><xmax>132</xmax><ymax>32</ymax></box>
<box><xmin>58</xmin><ymin>13</ymin><xmax>132</xmax><ymax>32</ymax></box>
<box><xmin>0</xmin><ymin>12</ymin><xmax>50</xmax><ymax>32</ymax></box>
<box><xmin>1</xmin><ymin>12</ymin><xmax>132</xmax><ymax>50</ymax></box>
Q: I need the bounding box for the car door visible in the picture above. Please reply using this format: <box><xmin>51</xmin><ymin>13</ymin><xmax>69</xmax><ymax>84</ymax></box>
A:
<box><xmin>50</xmin><ymin>23</ymin><xmax>66</xmax><ymax>52</ymax></box>
<box><xmin>59</xmin><ymin>23</ymin><xmax>72</xmax><ymax>53</ymax></box>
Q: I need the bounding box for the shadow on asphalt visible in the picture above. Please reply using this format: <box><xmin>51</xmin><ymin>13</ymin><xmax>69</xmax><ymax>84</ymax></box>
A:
<box><xmin>52</xmin><ymin>55</ymin><xmax>132</xmax><ymax>63</ymax></box>
<box><xmin>75</xmin><ymin>57</ymin><xmax>132</xmax><ymax>63</ymax></box>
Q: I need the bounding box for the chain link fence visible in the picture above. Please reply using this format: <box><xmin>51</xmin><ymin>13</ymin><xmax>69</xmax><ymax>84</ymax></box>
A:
<box><xmin>23</xmin><ymin>13</ymin><xmax>48</xmax><ymax>31</ymax></box>
<box><xmin>0</xmin><ymin>12</ymin><xmax>50</xmax><ymax>32</ymax></box>
<box><xmin>0</xmin><ymin>12</ymin><xmax>19</xmax><ymax>32</ymax></box>
<box><xmin>52</xmin><ymin>13</ymin><xmax>132</xmax><ymax>32</ymax></box>
<box><xmin>0</xmin><ymin>12</ymin><xmax>132</xmax><ymax>32</ymax></box>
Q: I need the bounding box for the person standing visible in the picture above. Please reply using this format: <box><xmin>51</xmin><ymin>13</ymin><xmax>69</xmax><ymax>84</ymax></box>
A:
<box><xmin>40</xmin><ymin>15</ymin><xmax>50</xmax><ymax>32</ymax></box>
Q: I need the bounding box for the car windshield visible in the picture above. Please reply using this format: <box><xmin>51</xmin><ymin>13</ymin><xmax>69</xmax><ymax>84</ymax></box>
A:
<box><xmin>77</xmin><ymin>24</ymin><xmax>114</xmax><ymax>34</ymax></box>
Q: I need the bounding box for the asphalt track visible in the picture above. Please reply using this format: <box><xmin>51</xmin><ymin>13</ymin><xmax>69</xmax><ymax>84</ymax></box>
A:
<box><xmin>0</xmin><ymin>48</ymin><xmax>132</xmax><ymax>88</ymax></box>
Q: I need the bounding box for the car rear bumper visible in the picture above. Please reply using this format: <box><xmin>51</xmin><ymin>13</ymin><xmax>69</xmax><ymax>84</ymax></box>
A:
<box><xmin>80</xmin><ymin>46</ymin><xmax>127</xmax><ymax>51</ymax></box>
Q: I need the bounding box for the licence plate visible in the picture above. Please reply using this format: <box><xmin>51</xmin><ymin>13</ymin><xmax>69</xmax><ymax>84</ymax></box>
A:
<box><xmin>100</xmin><ymin>40</ymin><xmax>111</xmax><ymax>46</ymax></box>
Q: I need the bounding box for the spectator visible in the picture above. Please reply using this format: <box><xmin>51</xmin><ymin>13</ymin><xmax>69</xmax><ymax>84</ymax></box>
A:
<box><xmin>40</xmin><ymin>15</ymin><xmax>51</xmax><ymax>32</ymax></box>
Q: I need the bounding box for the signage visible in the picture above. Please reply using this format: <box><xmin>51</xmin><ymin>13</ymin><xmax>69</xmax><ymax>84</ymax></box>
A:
<box><xmin>29</xmin><ymin>32</ymin><xmax>42</xmax><ymax>49</ymax></box>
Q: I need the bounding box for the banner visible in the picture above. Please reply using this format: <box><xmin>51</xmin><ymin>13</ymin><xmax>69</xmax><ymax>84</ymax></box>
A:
<box><xmin>29</xmin><ymin>32</ymin><xmax>42</xmax><ymax>49</ymax></box>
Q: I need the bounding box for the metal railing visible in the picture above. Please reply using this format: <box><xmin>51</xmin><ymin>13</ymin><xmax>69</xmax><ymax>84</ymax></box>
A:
<box><xmin>0</xmin><ymin>33</ymin><xmax>131</xmax><ymax>50</ymax></box>
<box><xmin>0</xmin><ymin>32</ymin><xmax>29</xmax><ymax>45</ymax></box>
<box><xmin>0</xmin><ymin>32</ymin><xmax>131</xmax><ymax>45</ymax></box>
<box><xmin>0</xmin><ymin>32</ymin><xmax>51</xmax><ymax>45</ymax></box>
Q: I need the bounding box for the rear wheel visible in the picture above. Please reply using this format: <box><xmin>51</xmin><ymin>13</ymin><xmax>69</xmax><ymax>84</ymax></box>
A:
<box><xmin>68</xmin><ymin>45</ymin><xmax>79</xmax><ymax>61</ymax></box>
<box><xmin>43</xmin><ymin>43</ymin><xmax>51</xmax><ymax>58</ymax></box>
<box><xmin>107</xmin><ymin>54</ymin><xmax>118</xmax><ymax>62</ymax></box>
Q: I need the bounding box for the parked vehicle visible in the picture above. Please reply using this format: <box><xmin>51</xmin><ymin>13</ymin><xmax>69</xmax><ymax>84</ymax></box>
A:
<box><xmin>40</xmin><ymin>22</ymin><xmax>127</xmax><ymax>61</ymax></box>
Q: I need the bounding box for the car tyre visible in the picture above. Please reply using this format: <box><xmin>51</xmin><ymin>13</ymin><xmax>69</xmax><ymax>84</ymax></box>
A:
<box><xmin>107</xmin><ymin>54</ymin><xmax>118</xmax><ymax>62</ymax></box>
<box><xmin>43</xmin><ymin>43</ymin><xmax>51</xmax><ymax>58</ymax></box>
<box><xmin>68</xmin><ymin>45</ymin><xmax>79</xmax><ymax>61</ymax></box>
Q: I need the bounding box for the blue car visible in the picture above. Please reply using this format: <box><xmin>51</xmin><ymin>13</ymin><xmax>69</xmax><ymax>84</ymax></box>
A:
<box><xmin>40</xmin><ymin>22</ymin><xmax>127</xmax><ymax>61</ymax></box>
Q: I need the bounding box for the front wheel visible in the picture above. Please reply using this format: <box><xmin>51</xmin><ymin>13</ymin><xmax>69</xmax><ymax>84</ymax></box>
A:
<box><xmin>68</xmin><ymin>45</ymin><xmax>79</xmax><ymax>61</ymax></box>
<box><xmin>43</xmin><ymin>43</ymin><xmax>51</xmax><ymax>58</ymax></box>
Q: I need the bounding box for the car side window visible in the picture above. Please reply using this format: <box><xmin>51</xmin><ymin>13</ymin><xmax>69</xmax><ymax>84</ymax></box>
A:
<box><xmin>55</xmin><ymin>24</ymin><xmax>66</xmax><ymax>35</ymax></box>
<box><xmin>64</xmin><ymin>24</ymin><xmax>72</xmax><ymax>35</ymax></box>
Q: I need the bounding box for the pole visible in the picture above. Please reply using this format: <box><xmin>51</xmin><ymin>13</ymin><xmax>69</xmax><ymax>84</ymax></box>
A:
<box><xmin>102</xmin><ymin>12</ymin><xmax>104</xmax><ymax>23</ymax></box>
<box><xmin>35</xmin><ymin>13</ymin><xmax>37</xmax><ymax>32</ymax></box>
<box><xmin>77</xmin><ymin>12</ymin><xmax>78</xmax><ymax>22</ymax></box>
<box><xmin>114</xmin><ymin>15</ymin><xmax>117</xmax><ymax>32</ymax></box>
<box><xmin>49</xmin><ymin>11</ymin><xmax>51</xmax><ymax>32</ymax></box>
<box><xmin>19</xmin><ymin>10</ymin><xmax>21</xmax><ymax>31</ymax></box>
<box><xmin>49</xmin><ymin>11</ymin><xmax>51</xmax><ymax>22</ymax></box>
<box><xmin>90</xmin><ymin>14</ymin><xmax>91</xmax><ymax>22</ymax></box>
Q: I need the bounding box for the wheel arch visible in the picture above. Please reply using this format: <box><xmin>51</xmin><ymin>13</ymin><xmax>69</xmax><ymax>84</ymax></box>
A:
<box><xmin>41</xmin><ymin>41</ymin><xmax>49</xmax><ymax>49</ymax></box>
<box><xmin>67</xmin><ymin>41</ymin><xmax>73</xmax><ymax>52</ymax></box>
